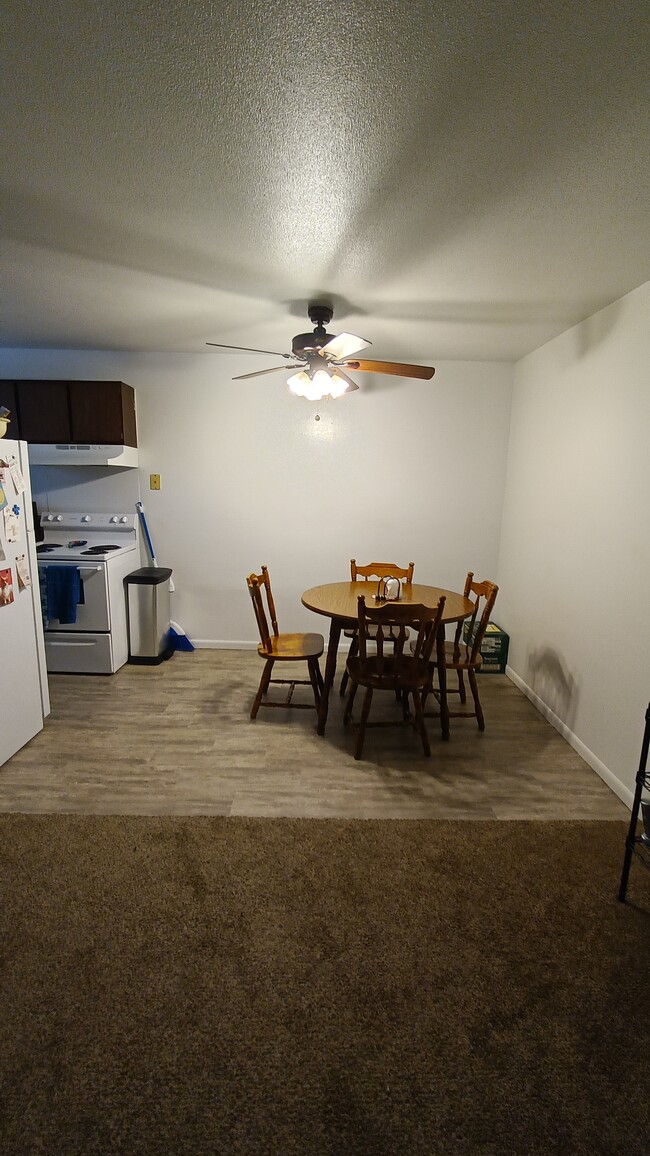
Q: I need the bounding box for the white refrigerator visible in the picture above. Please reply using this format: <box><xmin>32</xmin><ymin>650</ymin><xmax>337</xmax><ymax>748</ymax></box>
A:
<box><xmin>0</xmin><ymin>439</ymin><xmax>50</xmax><ymax>766</ymax></box>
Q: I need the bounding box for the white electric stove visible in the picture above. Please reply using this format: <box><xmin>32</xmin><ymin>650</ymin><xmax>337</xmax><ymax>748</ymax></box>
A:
<box><xmin>37</xmin><ymin>512</ymin><xmax>139</xmax><ymax>674</ymax></box>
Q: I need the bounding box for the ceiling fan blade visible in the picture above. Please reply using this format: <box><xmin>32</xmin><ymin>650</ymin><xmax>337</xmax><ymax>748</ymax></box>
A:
<box><xmin>232</xmin><ymin>364</ymin><xmax>303</xmax><ymax>381</ymax></box>
<box><xmin>206</xmin><ymin>342</ymin><xmax>293</xmax><ymax>358</ymax></box>
<box><xmin>320</xmin><ymin>331</ymin><xmax>371</xmax><ymax>360</ymax></box>
<box><xmin>341</xmin><ymin>359</ymin><xmax>435</xmax><ymax>380</ymax></box>
<box><xmin>330</xmin><ymin>366</ymin><xmax>359</xmax><ymax>393</ymax></box>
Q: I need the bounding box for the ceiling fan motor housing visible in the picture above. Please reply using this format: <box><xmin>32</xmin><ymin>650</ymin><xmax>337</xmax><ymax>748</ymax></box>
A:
<box><xmin>292</xmin><ymin>303</ymin><xmax>336</xmax><ymax>357</ymax></box>
<box><xmin>292</xmin><ymin>330</ymin><xmax>336</xmax><ymax>356</ymax></box>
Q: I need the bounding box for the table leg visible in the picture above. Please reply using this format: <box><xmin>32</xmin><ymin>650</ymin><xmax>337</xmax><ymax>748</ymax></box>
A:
<box><xmin>317</xmin><ymin>617</ymin><xmax>342</xmax><ymax>735</ymax></box>
<box><xmin>437</xmin><ymin>623</ymin><xmax>450</xmax><ymax>741</ymax></box>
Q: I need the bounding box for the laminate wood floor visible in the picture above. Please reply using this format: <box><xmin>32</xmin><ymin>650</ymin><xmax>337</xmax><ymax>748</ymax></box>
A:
<box><xmin>0</xmin><ymin>650</ymin><xmax>628</xmax><ymax>819</ymax></box>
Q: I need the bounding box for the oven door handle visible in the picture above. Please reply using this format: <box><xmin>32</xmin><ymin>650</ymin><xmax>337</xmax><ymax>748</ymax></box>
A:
<box><xmin>79</xmin><ymin>566</ymin><xmax>102</xmax><ymax>576</ymax></box>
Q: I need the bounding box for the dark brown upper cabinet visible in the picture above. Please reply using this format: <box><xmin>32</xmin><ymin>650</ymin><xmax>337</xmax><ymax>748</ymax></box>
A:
<box><xmin>13</xmin><ymin>381</ymin><xmax>71</xmax><ymax>442</ymax></box>
<box><xmin>67</xmin><ymin>382</ymin><xmax>137</xmax><ymax>446</ymax></box>
<box><xmin>0</xmin><ymin>380</ymin><xmax>137</xmax><ymax>445</ymax></box>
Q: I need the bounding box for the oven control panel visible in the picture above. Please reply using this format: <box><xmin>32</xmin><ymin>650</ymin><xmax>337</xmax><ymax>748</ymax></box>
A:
<box><xmin>41</xmin><ymin>512</ymin><xmax>138</xmax><ymax>533</ymax></box>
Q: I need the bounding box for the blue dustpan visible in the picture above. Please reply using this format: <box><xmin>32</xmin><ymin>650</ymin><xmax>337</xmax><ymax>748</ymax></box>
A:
<box><xmin>169</xmin><ymin>621</ymin><xmax>194</xmax><ymax>652</ymax></box>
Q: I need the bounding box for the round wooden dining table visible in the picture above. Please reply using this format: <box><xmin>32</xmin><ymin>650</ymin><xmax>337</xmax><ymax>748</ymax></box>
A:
<box><xmin>301</xmin><ymin>581</ymin><xmax>474</xmax><ymax>737</ymax></box>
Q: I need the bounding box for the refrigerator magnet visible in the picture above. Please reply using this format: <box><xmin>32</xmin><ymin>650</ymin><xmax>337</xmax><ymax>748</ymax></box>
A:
<box><xmin>0</xmin><ymin>567</ymin><xmax>14</xmax><ymax>606</ymax></box>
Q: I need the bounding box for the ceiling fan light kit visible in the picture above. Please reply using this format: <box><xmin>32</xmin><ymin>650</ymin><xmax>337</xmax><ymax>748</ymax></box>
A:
<box><xmin>206</xmin><ymin>303</ymin><xmax>435</xmax><ymax>399</ymax></box>
<box><xmin>287</xmin><ymin>367</ymin><xmax>352</xmax><ymax>401</ymax></box>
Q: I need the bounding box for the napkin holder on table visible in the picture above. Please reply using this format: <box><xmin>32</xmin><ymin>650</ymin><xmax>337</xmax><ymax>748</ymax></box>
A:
<box><xmin>375</xmin><ymin>576</ymin><xmax>402</xmax><ymax>602</ymax></box>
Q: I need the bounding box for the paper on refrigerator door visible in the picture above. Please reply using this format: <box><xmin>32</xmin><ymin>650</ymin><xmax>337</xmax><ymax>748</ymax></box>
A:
<box><xmin>4</xmin><ymin>453</ymin><xmax>25</xmax><ymax>494</ymax></box>
<box><xmin>15</xmin><ymin>554</ymin><xmax>31</xmax><ymax>590</ymax></box>
<box><xmin>3</xmin><ymin>506</ymin><xmax>19</xmax><ymax>542</ymax></box>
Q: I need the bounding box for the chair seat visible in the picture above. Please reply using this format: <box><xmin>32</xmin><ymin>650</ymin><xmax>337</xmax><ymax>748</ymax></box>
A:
<box><xmin>442</xmin><ymin>640</ymin><xmax>483</xmax><ymax>669</ymax></box>
<box><xmin>346</xmin><ymin>654</ymin><xmax>429</xmax><ymax>692</ymax></box>
<box><xmin>259</xmin><ymin>632</ymin><xmax>324</xmax><ymax>661</ymax></box>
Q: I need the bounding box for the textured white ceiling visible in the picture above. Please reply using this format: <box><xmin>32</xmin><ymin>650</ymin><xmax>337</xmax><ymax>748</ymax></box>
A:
<box><xmin>2</xmin><ymin>0</ymin><xmax>649</xmax><ymax>361</ymax></box>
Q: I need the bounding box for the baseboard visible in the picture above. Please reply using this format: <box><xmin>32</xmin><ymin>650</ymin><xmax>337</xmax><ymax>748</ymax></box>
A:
<box><xmin>505</xmin><ymin>665</ymin><xmax>633</xmax><ymax>810</ymax></box>
<box><xmin>191</xmin><ymin>641</ymin><xmax>351</xmax><ymax>652</ymax></box>
<box><xmin>190</xmin><ymin>640</ymin><xmax>257</xmax><ymax>650</ymax></box>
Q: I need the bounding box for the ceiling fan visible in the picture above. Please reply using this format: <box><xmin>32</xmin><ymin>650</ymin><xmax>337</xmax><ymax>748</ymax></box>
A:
<box><xmin>206</xmin><ymin>304</ymin><xmax>435</xmax><ymax>400</ymax></box>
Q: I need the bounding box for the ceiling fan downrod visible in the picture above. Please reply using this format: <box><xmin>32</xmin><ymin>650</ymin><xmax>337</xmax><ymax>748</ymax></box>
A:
<box><xmin>308</xmin><ymin>303</ymin><xmax>334</xmax><ymax>333</ymax></box>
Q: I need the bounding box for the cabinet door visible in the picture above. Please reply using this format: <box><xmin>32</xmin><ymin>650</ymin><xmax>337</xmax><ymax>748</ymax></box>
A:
<box><xmin>15</xmin><ymin>381</ymin><xmax>71</xmax><ymax>443</ymax></box>
<box><xmin>68</xmin><ymin>381</ymin><xmax>137</xmax><ymax>446</ymax></box>
<box><xmin>0</xmin><ymin>381</ymin><xmax>20</xmax><ymax>438</ymax></box>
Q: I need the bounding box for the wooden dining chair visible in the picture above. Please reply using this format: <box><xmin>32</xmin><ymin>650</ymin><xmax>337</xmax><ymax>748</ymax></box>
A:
<box><xmin>338</xmin><ymin>559</ymin><xmax>415</xmax><ymax>698</ymax></box>
<box><xmin>246</xmin><ymin>566</ymin><xmax>324</xmax><ymax>719</ymax></box>
<box><xmin>343</xmin><ymin>594</ymin><xmax>445</xmax><ymax>760</ymax></box>
<box><xmin>424</xmin><ymin>572</ymin><xmax>499</xmax><ymax>730</ymax></box>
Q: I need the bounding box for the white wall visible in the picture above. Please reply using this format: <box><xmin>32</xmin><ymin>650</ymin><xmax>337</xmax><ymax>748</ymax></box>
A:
<box><xmin>30</xmin><ymin>463</ymin><xmax>141</xmax><ymax>519</ymax></box>
<box><xmin>497</xmin><ymin>281</ymin><xmax>650</xmax><ymax>804</ymax></box>
<box><xmin>0</xmin><ymin>349</ymin><xmax>513</xmax><ymax>645</ymax></box>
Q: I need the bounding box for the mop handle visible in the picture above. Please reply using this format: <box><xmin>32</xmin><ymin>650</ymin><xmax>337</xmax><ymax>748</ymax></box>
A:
<box><xmin>135</xmin><ymin>501</ymin><xmax>158</xmax><ymax>565</ymax></box>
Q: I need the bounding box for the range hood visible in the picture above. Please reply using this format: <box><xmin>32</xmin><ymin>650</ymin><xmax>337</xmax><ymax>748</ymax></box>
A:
<box><xmin>28</xmin><ymin>444</ymin><xmax>139</xmax><ymax>468</ymax></box>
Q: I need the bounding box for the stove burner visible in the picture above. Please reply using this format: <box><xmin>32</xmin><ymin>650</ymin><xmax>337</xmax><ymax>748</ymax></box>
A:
<box><xmin>36</xmin><ymin>543</ymin><xmax>60</xmax><ymax>553</ymax></box>
<box><xmin>80</xmin><ymin>544</ymin><xmax>123</xmax><ymax>555</ymax></box>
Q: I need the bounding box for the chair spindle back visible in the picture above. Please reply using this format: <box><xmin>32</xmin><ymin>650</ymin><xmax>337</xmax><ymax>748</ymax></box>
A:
<box><xmin>452</xmin><ymin>572</ymin><xmax>499</xmax><ymax>661</ymax></box>
<box><xmin>357</xmin><ymin>595</ymin><xmax>445</xmax><ymax>679</ymax></box>
<box><xmin>246</xmin><ymin>565</ymin><xmax>279</xmax><ymax>652</ymax></box>
<box><xmin>350</xmin><ymin>559</ymin><xmax>415</xmax><ymax>584</ymax></box>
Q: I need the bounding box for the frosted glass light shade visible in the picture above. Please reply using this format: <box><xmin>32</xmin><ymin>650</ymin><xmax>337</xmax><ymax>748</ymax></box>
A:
<box><xmin>287</xmin><ymin>366</ymin><xmax>354</xmax><ymax>400</ymax></box>
<box><xmin>328</xmin><ymin>373</ymin><xmax>349</xmax><ymax>398</ymax></box>
<box><xmin>287</xmin><ymin>370</ymin><xmax>310</xmax><ymax>396</ymax></box>
<box><xmin>310</xmin><ymin>370</ymin><xmax>331</xmax><ymax>400</ymax></box>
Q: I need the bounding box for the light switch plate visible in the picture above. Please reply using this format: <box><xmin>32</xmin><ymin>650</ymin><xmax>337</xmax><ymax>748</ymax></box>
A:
<box><xmin>150</xmin><ymin>473</ymin><xmax>161</xmax><ymax>490</ymax></box>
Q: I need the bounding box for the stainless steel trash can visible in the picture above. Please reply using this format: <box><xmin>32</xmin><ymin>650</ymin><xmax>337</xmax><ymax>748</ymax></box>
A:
<box><xmin>125</xmin><ymin>567</ymin><xmax>173</xmax><ymax>664</ymax></box>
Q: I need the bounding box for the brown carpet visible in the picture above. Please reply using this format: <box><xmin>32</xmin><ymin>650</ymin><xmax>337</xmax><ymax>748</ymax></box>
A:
<box><xmin>1</xmin><ymin>816</ymin><xmax>649</xmax><ymax>1155</ymax></box>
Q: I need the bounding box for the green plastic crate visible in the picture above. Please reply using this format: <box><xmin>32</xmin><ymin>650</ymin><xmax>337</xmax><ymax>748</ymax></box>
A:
<box><xmin>462</xmin><ymin>621</ymin><xmax>509</xmax><ymax>673</ymax></box>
